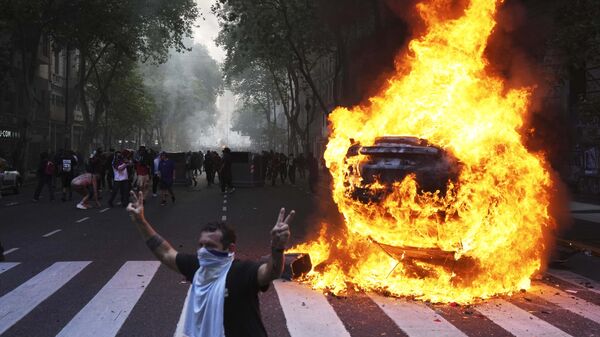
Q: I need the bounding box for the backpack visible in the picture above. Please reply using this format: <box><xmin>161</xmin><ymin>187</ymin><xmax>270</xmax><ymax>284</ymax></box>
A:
<box><xmin>44</xmin><ymin>160</ymin><xmax>56</xmax><ymax>176</ymax></box>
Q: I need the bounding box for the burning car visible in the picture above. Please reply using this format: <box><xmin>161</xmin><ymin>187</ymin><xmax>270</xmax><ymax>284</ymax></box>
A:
<box><xmin>345</xmin><ymin>136</ymin><xmax>461</xmax><ymax>202</ymax></box>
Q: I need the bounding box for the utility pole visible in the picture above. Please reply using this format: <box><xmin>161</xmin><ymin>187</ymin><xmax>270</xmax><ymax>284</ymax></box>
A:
<box><xmin>64</xmin><ymin>44</ymin><xmax>70</xmax><ymax>150</ymax></box>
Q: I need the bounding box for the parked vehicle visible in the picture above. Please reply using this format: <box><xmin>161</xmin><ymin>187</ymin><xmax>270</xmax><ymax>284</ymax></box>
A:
<box><xmin>0</xmin><ymin>157</ymin><xmax>22</xmax><ymax>194</ymax></box>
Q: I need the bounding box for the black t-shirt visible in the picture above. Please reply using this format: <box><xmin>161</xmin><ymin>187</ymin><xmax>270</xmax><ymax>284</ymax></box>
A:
<box><xmin>176</xmin><ymin>253</ymin><xmax>269</xmax><ymax>337</ymax></box>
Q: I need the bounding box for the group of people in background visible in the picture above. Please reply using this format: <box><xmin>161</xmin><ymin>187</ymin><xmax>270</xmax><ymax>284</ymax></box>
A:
<box><xmin>261</xmin><ymin>151</ymin><xmax>319</xmax><ymax>192</ymax></box>
<box><xmin>32</xmin><ymin>146</ymin><xmax>178</xmax><ymax>209</ymax></box>
<box><xmin>30</xmin><ymin>147</ymin><xmax>321</xmax><ymax>209</ymax></box>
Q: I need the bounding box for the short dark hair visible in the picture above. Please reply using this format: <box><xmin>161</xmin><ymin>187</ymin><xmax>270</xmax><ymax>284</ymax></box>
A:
<box><xmin>200</xmin><ymin>222</ymin><xmax>236</xmax><ymax>248</ymax></box>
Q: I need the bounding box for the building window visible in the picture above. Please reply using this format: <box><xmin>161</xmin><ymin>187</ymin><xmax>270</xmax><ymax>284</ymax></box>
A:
<box><xmin>54</xmin><ymin>49</ymin><xmax>60</xmax><ymax>74</ymax></box>
<box><xmin>41</xmin><ymin>35</ymin><xmax>49</xmax><ymax>57</ymax></box>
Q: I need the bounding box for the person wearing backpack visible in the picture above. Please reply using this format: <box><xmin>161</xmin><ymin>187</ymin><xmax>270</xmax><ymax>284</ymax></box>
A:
<box><xmin>59</xmin><ymin>150</ymin><xmax>78</xmax><ymax>201</ymax></box>
<box><xmin>33</xmin><ymin>152</ymin><xmax>56</xmax><ymax>202</ymax></box>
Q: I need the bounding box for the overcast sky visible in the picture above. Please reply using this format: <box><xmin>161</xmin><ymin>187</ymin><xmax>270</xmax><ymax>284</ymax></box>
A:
<box><xmin>192</xmin><ymin>0</ymin><xmax>226</xmax><ymax>63</ymax></box>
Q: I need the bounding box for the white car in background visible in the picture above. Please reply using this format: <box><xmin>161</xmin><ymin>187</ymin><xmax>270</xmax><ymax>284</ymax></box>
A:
<box><xmin>0</xmin><ymin>157</ymin><xmax>22</xmax><ymax>194</ymax></box>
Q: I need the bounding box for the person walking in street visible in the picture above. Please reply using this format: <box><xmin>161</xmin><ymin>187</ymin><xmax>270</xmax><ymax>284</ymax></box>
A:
<box><xmin>71</xmin><ymin>171</ymin><xmax>100</xmax><ymax>209</ymax></box>
<box><xmin>288</xmin><ymin>153</ymin><xmax>296</xmax><ymax>185</ymax></box>
<box><xmin>126</xmin><ymin>190</ymin><xmax>293</xmax><ymax>337</ymax></box>
<box><xmin>296</xmin><ymin>153</ymin><xmax>306</xmax><ymax>180</ymax></box>
<box><xmin>158</xmin><ymin>151</ymin><xmax>176</xmax><ymax>206</ymax></box>
<box><xmin>152</xmin><ymin>151</ymin><xmax>161</xmax><ymax>197</ymax></box>
<box><xmin>134</xmin><ymin>146</ymin><xmax>151</xmax><ymax>199</ymax></box>
<box><xmin>279</xmin><ymin>153</ymin><xmax>288</xmax><ymax>184</ymax></box>
<box><xmin>204</xmin><ymin>151</ymin><xmax>215</xmax><ymax>186</ymax></box>
<box><xmin>220</xmin><ymin>147</ymin><xmax>235</xmax><ymax>194</ymax></box>
<box><xmin>58</xmin><ymin>150</ymin><xmax>78</xmax><ymax>201</ymax></box>
<box><xmin>33</xmin><ymin>152</ymin><xmax>55</xmax><ymax>202</ymax></box>
<box><xmin>108</xmin><ymin>151</ymin><xmax>130</xmax><ymax>207</ymax></box>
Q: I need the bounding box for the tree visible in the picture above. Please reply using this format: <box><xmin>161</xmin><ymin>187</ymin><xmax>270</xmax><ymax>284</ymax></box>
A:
<box><xmin>213</xmin><ymin>0</ymin><xmax>338</xmax><ymax>153</ymax></box>
<box><xmin>0</xmin><ymin>0</ymin><xmax>199</xmax><ymax>168</ymax></box>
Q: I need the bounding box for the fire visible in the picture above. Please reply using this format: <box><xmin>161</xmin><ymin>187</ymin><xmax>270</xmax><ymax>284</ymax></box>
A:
<box><xmin>293</xmin><ymin>0</ymin><xmax>556</xmax><ymax>303</ymax></box>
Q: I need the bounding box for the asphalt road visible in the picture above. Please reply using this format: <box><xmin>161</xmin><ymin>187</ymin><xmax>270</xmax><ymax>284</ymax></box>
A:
<box><xmin>1</xmin><ymin>175</ymin><xmax>600</xmax><ymax>337</ymax></box>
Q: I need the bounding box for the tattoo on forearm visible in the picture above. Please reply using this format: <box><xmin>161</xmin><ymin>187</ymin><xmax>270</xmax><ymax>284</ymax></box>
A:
<box><xmin>146</xmin><ymin>235</ymin><xmax>165</xmax><ymax>251</ymax></box>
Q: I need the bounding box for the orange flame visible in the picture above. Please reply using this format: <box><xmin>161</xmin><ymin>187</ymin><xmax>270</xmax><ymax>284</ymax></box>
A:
<box><xmin>292</xmin><ymin>0</ymin><xmax>556</xmax><ymax>303</ymax></box>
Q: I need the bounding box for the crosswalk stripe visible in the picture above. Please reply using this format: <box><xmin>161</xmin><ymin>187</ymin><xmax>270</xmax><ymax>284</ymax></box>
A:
<box><xmin>0</xmin><ymin>262</ymin><xmax>20</xmax><ymax>275</ymax></box>
<box><xmin>531</xmin><ymin>283</ymin><xmax>600</xmax><ymax>324</ymax></box>
<box><xmin>3</xmin><ymin>247</ymin><xmax>19</xmax><ymax>255</ymax></box>
<box><xmin>55</xmin><ymin>261</ymin><xmax>160</xmax><ymax>337</ymax></box>
<box><xmin>273</xmin><ymin>280</ymin><xmax>351</xmax><ymax>337</ymax></box>
<box><xmin>369</xmin><ymin>294</ymin><xmax>467</xmax><ymax>337</ymax></box>
<box><xmin>0</xmin><ymin>261</ymin><xmax>90</xmax><ymax>335</ymax></box>
<box><xmin>547</xmin><ymin>269</ymin><xmax>600</xmax><ymax>295</ymax></box>
<box><xmin>475</xmin><ymin>299</ymin><xmax>573</xmax><ymax>337</ymax></box>
<box><xmin>173</xmin><ymin>286</ymin><xmax>191</xmax><ymax>337</ymax></box>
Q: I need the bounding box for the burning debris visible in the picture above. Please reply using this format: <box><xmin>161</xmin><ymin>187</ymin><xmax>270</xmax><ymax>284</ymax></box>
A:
<box><xmin>291</xmin><ymin>0</ymin><xmax>557</xmax><ymax>304</ymax></box>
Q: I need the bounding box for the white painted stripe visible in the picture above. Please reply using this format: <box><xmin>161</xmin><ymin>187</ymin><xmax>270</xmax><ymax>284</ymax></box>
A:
<box><xmin>476</xmin><ymin>299</ymin><xmax>572</xmax><ymax>337</ymax></box>
<box><xmin>0</xmin><ymin>262</ymin><xmax>20</xmax><ymax>275</ymax></box>
<box><xmin>531</xmin><ymin>283</ymin><xmax>600</xmax><ymax>324</ymax></box>
<box><xmin>99</xmin><ymin>208</ymin><xmax>110</xmax><ymax>213</ymax></box>
<box><xmin>369</xmin><ymin>294</ymin><xmax>467</xmax><ymax>337</ymax></box>
<box><xmin>273</xmin><ymin>280</ymin><xmax>350</xmax><ymax>337</ymax></box>
<box><xmin>76</xmin><ymin>217</ymin><xmax>90</xmax><ymax>223</ymax></box>
<box><xmin>56</xmin><ymin>261</ymin><xmax>160</xmax><ymax>337</ymax></box>
<box><xmin>223</xmin><ymin>200</ymin><xmax>227</xmax><ymax>204</ymax></box>
<box><xmin>4</xmin><ymin>202</ymin><xmax>19</xmax><ymax>207</ymax></box>
<box><xmin>570</xmin><ymin>202</ymin><xmax>600</xmax><ymax>211</ymax></box>
<box><xmin>0</xmin><ymin>262</ymin><xmax>90</xmax><ymax>335</ymax></box>
<box><xmin>173</xmin><ymin>286</ymin><xmax>191</xmax><ymax>337</ymax></box>
<box><xmin>42</xmin><ymin>229</ymin><xmax>62</xmax><ymax>238</ymax></box>
<box><xmin>547</xmin><ymin>269</ymin><xmax>600</xmax><ymax>295</ymax></box>
<box><xmin>572</xmin><ymin>213</ymin><xmax>600</xmax><ymax>223</ymax></box>
<box><xmin>221</xmin><ymin>215</ymin><xmax>227</xmax><ymax>222</ymax></box>
<box><xmin>3</xmin><ymin>248</ymin><xmax>19</xmax><ymax>255</ymax></box>
<box><xmin>222</xmin><ymin>206</ymin><xmax>227</xmax><ymax>212</ymax></box>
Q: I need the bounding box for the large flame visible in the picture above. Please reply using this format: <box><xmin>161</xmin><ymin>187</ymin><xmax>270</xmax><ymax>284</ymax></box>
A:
<box><xmin>293</xmin><ymin>0</ymin><xmax>556</xmax><ymax>303</ymax></box>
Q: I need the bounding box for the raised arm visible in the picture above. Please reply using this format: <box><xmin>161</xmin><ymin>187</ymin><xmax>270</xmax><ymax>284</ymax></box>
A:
<box><xmin>257</xmin><ymin>208</ymin><xmax>294</xmax><ymax>287</ymax></box>
<box><xmin>127</xmin><ymin>191</ymin><xmax>179</xmax><ymax>272</ymax></box>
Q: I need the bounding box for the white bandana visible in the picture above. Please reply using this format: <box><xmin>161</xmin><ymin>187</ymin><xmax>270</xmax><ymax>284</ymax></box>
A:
<box><xmin>184</xmin><ymin>248</ymin><xmax>234</xmax><ymax>337</ymax></box>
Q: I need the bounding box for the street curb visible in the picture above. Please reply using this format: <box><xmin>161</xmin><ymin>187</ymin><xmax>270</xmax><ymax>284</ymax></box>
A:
<box><xmin>557</xmin><ymin>238</ymin><xmax>600</xmax><ymax>257</ymax></box>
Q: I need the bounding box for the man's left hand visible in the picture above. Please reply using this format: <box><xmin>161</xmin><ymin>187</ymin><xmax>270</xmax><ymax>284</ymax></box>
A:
<box><xmin>271</xmin><ymin>208</ymin><xmax>294</xmax><ymax>250</ymax></box>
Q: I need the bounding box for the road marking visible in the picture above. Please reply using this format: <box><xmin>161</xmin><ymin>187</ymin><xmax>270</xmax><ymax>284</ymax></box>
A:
<box><xmin>475</xmin><ymin>299</ymin><xmax>572</xmax><ymax>337</ymax></box>
<box><xmin>570</xmin><ymin>201</ymin><xmax>600</xmax><ymax>211</ymax></box>
<box><xmin>4</xmin><ymin>202</ymin><xmax>19</xmax><ymax>207</ymax></box>
<box><xmin>221</xmin><ymin>215</ymin><xmax>227</xmax><ymax>222</ymax></box>
<box><xmin>274</xmin><ymin>280</ymin><xmax>350</xmax><ymax>337</ymax></box>
<box><xmin>173</xmin><ymin>286</ymin><xmax>191</xmax><ymax>337</ymax></box>
<box><xmin>42</xmin><ymin>229</ymin><xmax>62</xmax><ymax>238</ymax></box>
<box><xmin>0</xmin><ymin>262</ymin><xmax>20</xmax><ymax>275</ymax></box>
<box><xmin>99</xmin><ymin>208</ymin><xmax>110</xmax><ymax>213</ymax></box>
<box><xmin>547</xmin><ymin>269</ymin><xmax>600</xmax><ymax>295</ymax></box>
<box><xmin>369</xmin><ymin>293</ymin><xmax>467</xmax><ymax>337</ymax></box>
<box><xmin>3</xmin><ymin>248</ymin><xmax>19</xmax><ymax>255</ymax></box>
<box><xmin>56</xmin><ymin>261</ymin><xmax>160</xmax><ymax>337</ymax></box>
<box><xmin>223</xmin><ymin>200</ymin><xmax>227</xmax><ymax>204</ymax></box>
<box><xmin>76</xmin><ymin>217</ymin><xmax>90</xmax><ymax>223</ymax></box>
<box><xmin>222</xmin><ymin>206</ymin><xmax>227</xmax><ymax>212</ymax></box>
<box><xmin>531</xmin><ymin>283</ymin><xmax>600</xmax><ymax>324</ymax></box>
<box><xmin>0</xmin><ymin>261</ymin><xmax>90</xmax><ymax>335</ymax></box>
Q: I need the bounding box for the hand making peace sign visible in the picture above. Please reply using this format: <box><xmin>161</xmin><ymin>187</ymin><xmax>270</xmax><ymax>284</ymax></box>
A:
<box><xmin>271</xmin><ymin>207</ymin><xmax>294</xmax><ymax>250</ymax></box>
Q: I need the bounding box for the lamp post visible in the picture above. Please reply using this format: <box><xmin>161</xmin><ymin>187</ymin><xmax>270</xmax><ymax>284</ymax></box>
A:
<box><xmin>64</xmin><ymin>44</ymin><xmax>70</xmax><ymax>150</ymax></box>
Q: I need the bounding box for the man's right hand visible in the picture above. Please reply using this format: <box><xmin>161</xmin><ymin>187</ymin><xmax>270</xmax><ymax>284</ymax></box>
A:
<box><xmin>127</xmin><ymin>191</ymin><xmax>145</xmax><ymax>223</ymax></box>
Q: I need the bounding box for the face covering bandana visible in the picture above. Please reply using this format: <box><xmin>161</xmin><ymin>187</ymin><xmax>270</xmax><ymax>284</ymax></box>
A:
<box><xmin>184</xmin><ymin>247</ymin><xmax>234</xmax><ymax>337</ymax></box>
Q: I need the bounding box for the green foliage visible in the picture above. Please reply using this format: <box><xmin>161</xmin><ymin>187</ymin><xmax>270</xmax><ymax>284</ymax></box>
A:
<box><xmin>105</xmin><ymin>63</ymin><xmax>156</xmax><ymax>140</ymax></box>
